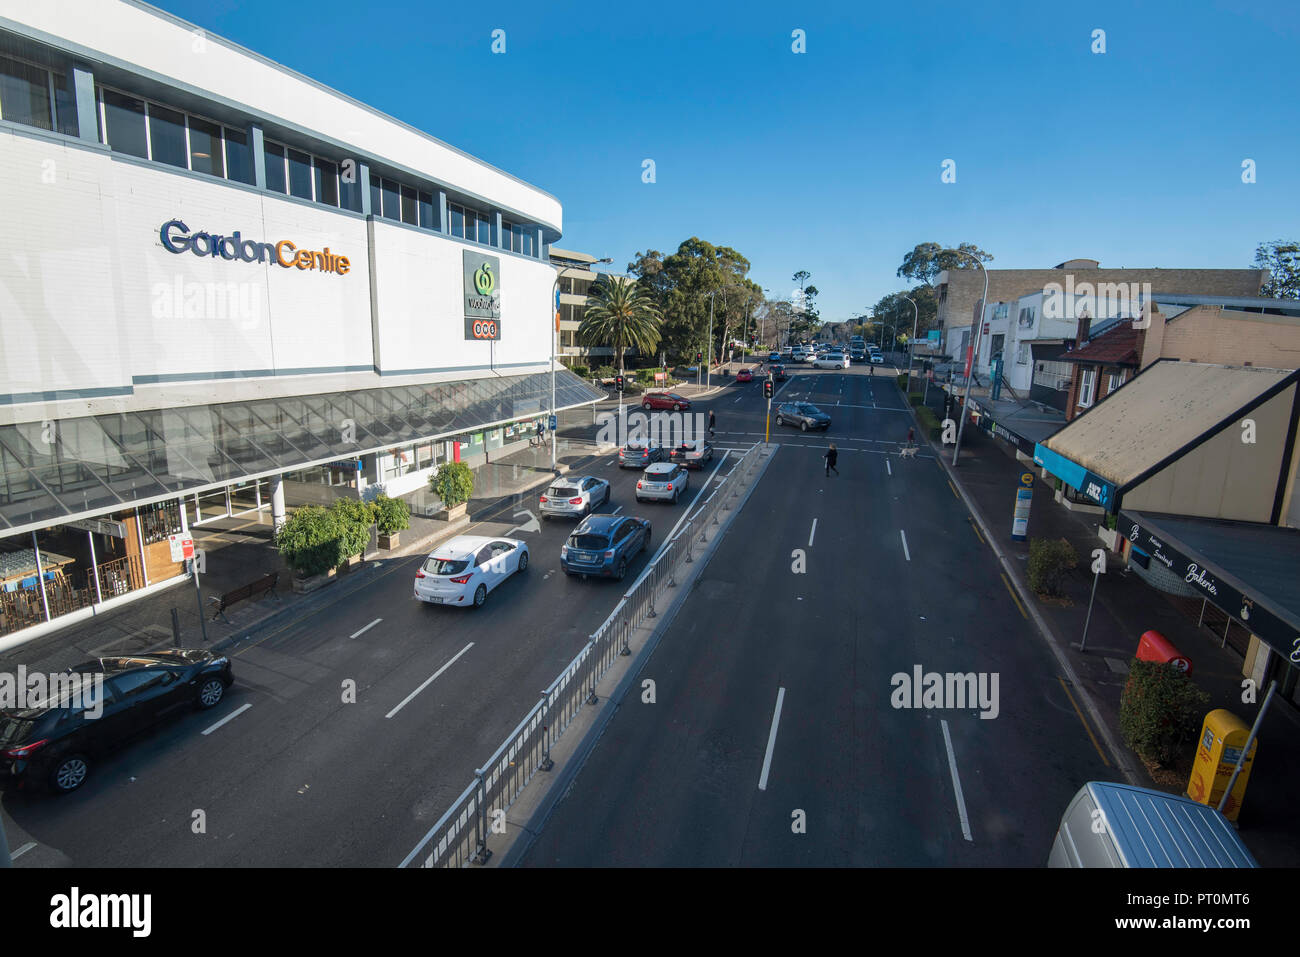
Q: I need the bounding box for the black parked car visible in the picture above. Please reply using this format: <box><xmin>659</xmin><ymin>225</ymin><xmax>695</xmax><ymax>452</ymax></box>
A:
<box><xmin>0</xmin><ymin>650</ymin><xmax>233</xmax><ymax>794</ymax></box>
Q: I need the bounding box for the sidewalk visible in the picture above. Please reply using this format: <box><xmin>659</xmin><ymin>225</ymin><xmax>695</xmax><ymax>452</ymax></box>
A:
<box><xmin>913</xmin><ymin>390</ymin><xmax>1300</xmax><ymax>865</ymax></box>
<box><xmin>0</xmin><ymin>435</ymin><xmax>613</xmax><ymax>679</ymax></box>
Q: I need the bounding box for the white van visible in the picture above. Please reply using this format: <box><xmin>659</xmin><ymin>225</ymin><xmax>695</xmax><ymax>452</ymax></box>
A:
<box><xmin>1048</xmin><ymin>782</ymin><xmax>1258</xmax><ymax>868</ymax></box>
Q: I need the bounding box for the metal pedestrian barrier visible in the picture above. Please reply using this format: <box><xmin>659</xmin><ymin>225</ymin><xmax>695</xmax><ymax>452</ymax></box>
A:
<box><xmin>400</xmin><ymin>443</ymin><xmax>768</xmax><ymax>868</ymax></box>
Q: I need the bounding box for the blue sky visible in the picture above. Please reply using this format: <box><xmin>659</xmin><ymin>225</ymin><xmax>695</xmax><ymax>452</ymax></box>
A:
<box><xmin>154</xmin><ymin>0</ymin><xmax>1299</xmax><ymax>320</ymax></box>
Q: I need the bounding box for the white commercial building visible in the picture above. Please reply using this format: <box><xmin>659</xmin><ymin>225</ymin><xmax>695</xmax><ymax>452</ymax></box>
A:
<box><xmin>0</xmin><ymin>0</ymin><xmax>601</xmax><ymax>639</ymax></box>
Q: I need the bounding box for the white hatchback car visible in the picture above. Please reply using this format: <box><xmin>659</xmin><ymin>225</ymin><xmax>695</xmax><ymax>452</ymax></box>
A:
<box><xmin>812</xmin><ymin>352</ymin><xmax>850</xmax><ymax>369</ymax></box>
<box><xmin>414</xmin><ymin>535</ymin><xmax>529</xmax><ymax>608</ymax></box>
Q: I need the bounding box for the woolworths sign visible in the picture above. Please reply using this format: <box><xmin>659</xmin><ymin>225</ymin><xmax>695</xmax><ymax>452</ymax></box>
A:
<box><xmin>463</xmin><ymin>250</ymin><xmax>501</xmax><ymax>325</ymax></box>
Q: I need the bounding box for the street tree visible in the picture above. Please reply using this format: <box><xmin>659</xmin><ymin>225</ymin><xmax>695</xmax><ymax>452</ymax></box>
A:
<box><xmin>897</xmin><ymin>242</ymin><xmax>993</xmax><ymax>287</ymax></box>
<box><xmin>577</xmin><ymin>274</ymin><xmax>664</xmax><ymax>372</ymax></box>
<box><xmin>1254</xmin><ymin>240</ymin><xmax>1300</xmax><ymax>299</ymax></box>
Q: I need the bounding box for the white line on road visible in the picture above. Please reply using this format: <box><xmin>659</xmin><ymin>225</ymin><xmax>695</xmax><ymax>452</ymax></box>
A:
<box><xmin>612</xmin><ymin>505</ymin><xmax>624</xmax><ymax>515</ymax></box>
<box><xmin>11</xmin><ymin>841</ymin><xmax>36</xmax><ymax>860</ymax></box>
<box><xmin>758</xmin><ymin>687</ymin><xmax>786</xmax><ymax>791</ymax></box>
<box><xmin>900</xmin><ymin>529</ymin><xmax>911</xmax><ymax>561</ymax></box>
<box><xmin>886</xmin><ymin>459</ymin><xmax>892</xmax><ymax>476</ymax></box>
<box><xmin>808</xmin><ymin>518</ymin><xmax>818</xmax><ymax>547</ymax></box>
<box><xmin>387</xmin><ymin>643</ymin><xmax>474</xmax><ymax>719</ymax></box>
<box><xmin>350</xmin><ymin>618</ymin><xmax>382</xmax><ymax>639</ymax></box>
<box><xmin>202</xmin><ymin>703</ymin><xmax>251</xmax><ymax>736</ymax></box>
<box><xmin>941</xmin><ymin>719</ymin><xmax>974</xmax><ymax>842</ymax></box>
<box><xmin>648</xmin><ymin>450</ymin><xmax>732</xmax><ymax>566</ymax></box>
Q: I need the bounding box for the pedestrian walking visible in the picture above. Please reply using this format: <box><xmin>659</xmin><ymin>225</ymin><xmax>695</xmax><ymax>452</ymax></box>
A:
<box><xmin>824</xmin><ymin>443</ymin><xmax>839</xmax><ymax>477</ymax></box>
<box><xmin>907</xmin><ymin>426</ymin><xmax>915</xmax><ymax>448</ymax></box>
<box><xmin>708</xmin><ymin>410</ymin><xmax>716</xmax><ymax>437</ymax></box>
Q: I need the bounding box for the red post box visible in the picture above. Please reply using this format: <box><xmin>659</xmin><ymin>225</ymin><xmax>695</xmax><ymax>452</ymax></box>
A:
<box><xmin>1135</xmin><ymin>630</ymin><xmax>1192</xmax><ymax>675</ymax></box>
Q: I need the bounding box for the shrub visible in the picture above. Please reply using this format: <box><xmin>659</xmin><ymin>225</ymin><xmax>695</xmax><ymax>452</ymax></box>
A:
<box><xmin>432</xmin><ymin>461</ymin><xmax>475</xmax><ymax>508</ymax></box>
<box><xmin>915</xmin><ymin>405</ymin><xmax>940</xmax><ymax>440</ymax></box>
<box><xmin>1028</xmin><ymin>537</ymin><xmax>1078</xmax><ymax>596</ymax></box>
<box><xmin>908</xmin><ymin>392</ymin><xmax>923</xmax><ymax>406</ymax></box>
<box><xmin>330</xmin><ymin>496</ymin><xmax>376</xmax><ymax>559</ymax></box>
<box><xmin>1120</xmin><ymin>660</ymin><xmax>1210</xmax><ymax>766</ymax></box>
<box><xmin>275</xmin><ymin>505</ymin><xmax>349</xmax><ymax>578</ymax></box>
<box><xmin>593</xmin><ymin>365</ymin><xmax>616</xmax><ymax>380</ymax></box>
<box><xmin>897</xmin><ymin>373</ymin><xmax>908</xmax><ymax>391</ymax></box>
<box><xmin>372</xmin><ymin>493</ymin><xmax>411</xmax><ymax>535</ymax></box>
<box><xmin>570</xmin><ymin>365</ymin><xmax>590</xmax><ymax>379</ymax></box>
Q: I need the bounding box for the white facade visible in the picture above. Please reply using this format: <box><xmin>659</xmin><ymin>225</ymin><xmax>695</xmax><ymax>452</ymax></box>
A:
<box><xmin>0</xmin><ymin>0</ymin><xmax>563</xmax><ymax>423</ymax></box>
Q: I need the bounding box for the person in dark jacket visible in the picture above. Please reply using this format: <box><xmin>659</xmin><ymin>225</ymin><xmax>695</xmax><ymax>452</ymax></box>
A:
<box><xmin>824</xmin><ymin>443</ymin><xmax>839</xmax><ymax>477</ymax></box>
<box><xmin>708</xmin><ymin>410</ymin><xmax>716</xmax><ymax>437</ymax></box>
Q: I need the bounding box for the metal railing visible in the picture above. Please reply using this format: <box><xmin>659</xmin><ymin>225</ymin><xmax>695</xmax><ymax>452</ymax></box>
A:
<box><xmin>401</xmin><ymin>442</ymin><xmax>771</xmax><ymax>867</ymax></box>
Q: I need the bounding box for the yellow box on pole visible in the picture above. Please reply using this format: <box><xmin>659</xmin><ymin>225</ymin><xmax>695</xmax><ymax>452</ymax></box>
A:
<box><xmin>1186</xmin><ymin>709</ymin><xmax>1257</xmax><ymax>823</ymax></box>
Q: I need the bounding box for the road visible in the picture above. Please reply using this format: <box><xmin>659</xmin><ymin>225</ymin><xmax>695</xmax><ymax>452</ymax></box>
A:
<box><xmin>516</xmin><ymin>362</ymin><xmax>1113</xmax><ymax>865</ymax></box>
<box><xmin>2</xmin><ymin>434</ymin><xmax>744</xmax><ymax>866</ymax></box>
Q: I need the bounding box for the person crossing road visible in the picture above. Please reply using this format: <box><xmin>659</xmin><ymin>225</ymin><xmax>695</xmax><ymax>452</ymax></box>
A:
<box><xmin>824</xmin><ymin>443</ymin><xmax>839</xmax><ymax>477</ymax></box>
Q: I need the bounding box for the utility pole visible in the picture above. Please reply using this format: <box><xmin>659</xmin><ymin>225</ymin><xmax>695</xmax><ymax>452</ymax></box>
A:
<box><xmin>952</xmin><ymin>252</ymin><xmax>990</xmax><ymax>467</ymax></box>
<box><xmin>706</xmin><ymin>290</ymin><xmax>715</xmax><ymax>389</ymax></box>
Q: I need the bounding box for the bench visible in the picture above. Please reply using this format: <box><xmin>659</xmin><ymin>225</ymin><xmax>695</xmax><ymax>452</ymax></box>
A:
<box><xmin>209</xmin><ymin>571</ymin><xmax>280</xmax><ymax>622</ymax></box>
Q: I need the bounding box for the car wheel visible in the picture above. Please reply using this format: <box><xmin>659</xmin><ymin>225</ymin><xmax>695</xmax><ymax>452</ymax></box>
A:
<box><xmin>49</xmin><ymin>753</ymin><xmax>90</xmax><ymax>794</ymax></box>
<box><xmin>196</xmin><ymin>676</ymin><xmax>226</xmax><ymax>709</ymax></box>
<box><xmin>518</xmin><ymin>550</ymin><xmax>529</xmax><ymax>572</ymax></box>
<box><xmin>473</xmin><ymin>583</ymin><xmax>487</xmax><ymax>608</ymax></box>
<box><xmin>776</xmin><ymin>416</ymin><xmax>784</xmax><ymax>426</ymax></box>
<box><xmin>675</xmin><ymin>403</ymin><xmax>683</xmax><ymax>411</ymax></box>
<box><xmin>642</xmin><ymin>401</ymin><xmax>652</xmax><ymax>411</ymax></box>
<box><xmin>615</xmin><ymin>558</ymin><xmax>628</xmax><ymax>581</ymax></box>
<box><xmin>801</xmin><ymin>421</ymin><xmax>809</xmax><ymax>432</ymax></box>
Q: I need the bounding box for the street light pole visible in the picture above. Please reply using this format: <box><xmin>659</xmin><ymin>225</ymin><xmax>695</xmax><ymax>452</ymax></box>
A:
<box><xmin>951</xmin><ymin>252</ymin><xmax>990</xmax><ymax>467</ymax></box>
<box><xmin>549</xmin><ymin>256</ymin><xmax>612</xmax><ymax>473</ymax></box>
<box><xmin>904</xmin><ymin>295</ymin><xmax>918</xmax><ymax>392</ymax></box>
<box><xmin>706</xmin><ymin>290</ymin><xmax>715</xmax><ymax>390</ymax></box>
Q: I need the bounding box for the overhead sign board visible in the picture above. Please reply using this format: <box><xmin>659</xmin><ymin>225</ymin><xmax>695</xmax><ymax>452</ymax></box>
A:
<box><xmin>66</xmin><ymin>517</ymin><xmax>126</xmax><ymax>539</ymax></box>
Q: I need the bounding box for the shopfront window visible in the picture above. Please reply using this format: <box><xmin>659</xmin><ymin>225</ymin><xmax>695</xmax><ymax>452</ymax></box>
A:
<box><xmin>138</xmin><ymin>499</ymin><xmax>183</xmax><ymax>544</ymax></box>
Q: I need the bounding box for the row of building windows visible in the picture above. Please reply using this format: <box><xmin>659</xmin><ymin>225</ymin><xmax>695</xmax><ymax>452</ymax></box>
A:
<box><xmin>1</xmin><ymin>36</ymin><xmax>544</xmax><ymax>256</ymax></box>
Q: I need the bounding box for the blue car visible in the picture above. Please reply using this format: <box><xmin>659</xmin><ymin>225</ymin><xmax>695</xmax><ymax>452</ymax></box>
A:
<box><xmin>560</xmin><ymin>514</ymin><xmax>652</xmax><ymax>581</ymax></box>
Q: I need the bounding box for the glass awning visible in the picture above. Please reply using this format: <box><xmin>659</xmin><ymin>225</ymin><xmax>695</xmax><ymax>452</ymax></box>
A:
<box><xmin>0</xmin><ymin>369</ymin><xmax>604</xmax><ymax>536</ymax></box>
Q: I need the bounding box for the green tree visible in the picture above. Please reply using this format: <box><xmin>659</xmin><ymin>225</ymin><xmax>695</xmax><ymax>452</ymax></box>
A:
<box><xmin>1254</xmin><ymin>240</ymin><xmax>1300</xmax><ymax>299</ymax></box>
<box><xmin>897</xmin><ymin>242</ymin><xmax>993</xmax><ymax>287</ymax></box>
<box><xmin>275</xmin><ymin>505</ymin><xmax>349</xmax><ymax>578</ymax></box>
<box><xmin>578</xmin><ymin>274</ymin><xmax>664</xmax><ymax>372</ymax></box>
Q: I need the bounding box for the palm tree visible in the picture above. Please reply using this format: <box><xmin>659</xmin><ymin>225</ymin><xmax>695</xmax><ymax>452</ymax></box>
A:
<box><xmin>578</xmin><ymin>274</ymin><xmax>664</xmax><ymax>372</ymax></box>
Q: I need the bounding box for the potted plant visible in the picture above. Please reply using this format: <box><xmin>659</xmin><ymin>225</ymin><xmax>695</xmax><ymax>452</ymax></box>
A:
<box><xmin>373</xmin><ymin>493</ymin><xmax>411</xmax><ymax>549</ymax></box>
<box><xmin>330</xmin><ymin>496</ymin><xmax>376</xmax><ymax>569</ymax></box>
<box><xmin>431</xmin><ymin>462</ymin><xmax>474</xmax><ymax>521</ymax></box>
<box><xmin>275</xmin><ymin>505</ymin><xmax>348</xmax><ymax>593</ymax></box>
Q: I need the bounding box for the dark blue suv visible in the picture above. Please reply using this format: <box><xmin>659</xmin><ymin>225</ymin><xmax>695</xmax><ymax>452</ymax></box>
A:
<box><xmin>561</xmin><ymin>514</ymin><xmax>652</xmax><ymax>581</ymax></box>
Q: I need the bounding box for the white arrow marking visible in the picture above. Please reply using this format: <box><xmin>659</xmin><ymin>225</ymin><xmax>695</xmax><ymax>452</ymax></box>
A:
<box><xmin>504</xmin><ymin>508</ymin><xmax>541</xmax><ymax>536</ymax></box>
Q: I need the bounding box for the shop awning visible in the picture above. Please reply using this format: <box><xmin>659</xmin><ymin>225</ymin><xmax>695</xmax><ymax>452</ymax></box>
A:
<box><xmin>0</xmin><ymin>368</ymin><xmax>604</xmax><ymax>537</ymax></box>
<box><xmin>1120</xmin><ymin>510</ymin><xmax>1300</xmax><ymax>659</ymax></box>
<box><xmin>1035</xmin><ymin>361</ymin><xmax>1299</xmax><ymax>508</ymax></box>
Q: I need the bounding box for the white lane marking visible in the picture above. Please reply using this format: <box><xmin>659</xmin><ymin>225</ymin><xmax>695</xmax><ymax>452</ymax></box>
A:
<box><xmin>900</xmin><ymin>529</ymin><xmax>911</xmax><ymax>561</ymax></box>
<box><xmin>202</xmin><ymin>702</ymin><xmax>251</xmax><ymax>736</ymax></box>
<box><xmin>612</xmin><ymin>505</ymin><xmax>624</xmax><ymax>515</ymax></box>
<box><xmin>11</xmin><ymin>841</ymin><xmax>37</xmax><ymax>860</ymax></box>
<box><xmin>734</xmin><ymin>395</ymin><xmax>744</xmax><ymax>403</ymax></box>
<box><xmin>350</xmin><ymin>618</ymin><xmax>382</xmax><ymax>639</ymax></box>
<box><xmin>808</xmin><ymin>518</ymin><xmax>818</xmax><ymax>548</ymax></box>
<box><xmin>386</xmin><ymin>643</ymin><xmax>474</xmax><ymax>719</ymax></box>
<box><xmin>758</xmin><ymin>687</ymin><xmax>786</xmax><ymax>791</ymax></box>
<box><xmin>886</xmin><ymin>459</ymin><xmax>892</xmax><ymax>476</ymax></box>
<box><xmin>941</xmin><ymin>719</ymin><xmax>974</xmax><ymax>842</ymax></box>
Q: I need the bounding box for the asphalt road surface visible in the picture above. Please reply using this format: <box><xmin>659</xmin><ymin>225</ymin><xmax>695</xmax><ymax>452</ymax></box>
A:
<box><xmin>517</xmin><ymin>364</ymin><xmax>1113</xmax><ymax>866</ymax></box>
<box><xmin>3</xmin><ymin>438</ymin><xmax>744</xmax><ymax>867</ymax></box>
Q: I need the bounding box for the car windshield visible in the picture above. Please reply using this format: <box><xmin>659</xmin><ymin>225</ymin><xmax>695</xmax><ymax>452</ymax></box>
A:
<box><xmin>549</xmin><ymin>486</ymin><xmax>577</xmax><ymax>497</ymax></box>
<box><xmin>571</xmin><ymin>534</ymin><xmax>609</xmax><ymax>550</ymax></box>
<box><xmin>801</xmin><ymin>405</ymin><xmax>822</xmax><ymax>414</ymax></box>
<box><xmin>424</xmin><ymin>556</ymin><xmax>470</xmax><ymax>576</ymax></box>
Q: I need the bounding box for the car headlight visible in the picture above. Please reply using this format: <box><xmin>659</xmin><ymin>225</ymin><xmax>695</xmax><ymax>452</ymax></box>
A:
<box><xmin>561</xmin><ymin>545</ymin><xmax>568</xmax><ymax>557</ymax></box>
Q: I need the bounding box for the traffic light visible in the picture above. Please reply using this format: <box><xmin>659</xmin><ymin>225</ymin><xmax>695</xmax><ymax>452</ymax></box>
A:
<box><xmin>614</xmin><ymin>374</ymin><xmax>625</xmax><ymax>393</ymax></box>
<box><xmin>763</xmin><ymin>379</ymin><xmax>774</xmax><ymax>399</ymax></box>
<box><xmin>696</xmin><ymin>351</ymin><xmax>703</xmax><ymax>363</ymax></box>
